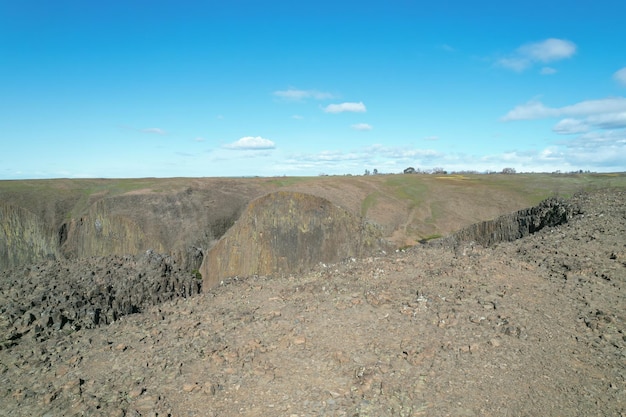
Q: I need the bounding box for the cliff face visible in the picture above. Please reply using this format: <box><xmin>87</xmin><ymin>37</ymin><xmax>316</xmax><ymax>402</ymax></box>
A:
<box><xmin>3</xmin><ymin>175</ymin><xmax>604</xmax><ymax>275</ymax></box>
<box><xmin>0</xmin><ymin>182</ymin><xmax>256</xmax><ymax>272</ymax></box>
<box><xmin>58</xmin><ymin>190</ymin><xmax>251</xmax><ymax>271</ymax></box>
<box><xmin>0</xmin><ymin>203</ymin><xmax>60</xmax><ymax>269</ymax></box>
<box><xmin>201</xmin><ymin>191</ymin><xmax>388</xmax><ymax>289</ymax></box>
<box><xmin>436</xmin><ymin>197</ymin><xmax>579</xmax><ymax>248</ymax></box>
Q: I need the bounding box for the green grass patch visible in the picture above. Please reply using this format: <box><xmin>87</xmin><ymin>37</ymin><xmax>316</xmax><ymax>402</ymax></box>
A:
<box><xmin>264</xmin><ymin>176</ymin><xmax>313</xmax><ymax>188</ymax></box>
<box><xmin>361</xmin><ymin>192</ymin><xmax>379</xmax><ymax>217</ymax></box>
<box><xmin>384</xmin><ymin>175</ymin><xmax>428</xmax><ymax>209</ymax></box>
<box><xmin>418</xmin><ymin>234</ymin><xmax>442</xmax><ymax>244</ymax></box>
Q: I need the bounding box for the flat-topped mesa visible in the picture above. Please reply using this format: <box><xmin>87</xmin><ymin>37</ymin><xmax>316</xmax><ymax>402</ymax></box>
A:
<box><xmin>201</xmin><ymin>191</ymin><xmax>388</xmax><ymax>289</ymax></box>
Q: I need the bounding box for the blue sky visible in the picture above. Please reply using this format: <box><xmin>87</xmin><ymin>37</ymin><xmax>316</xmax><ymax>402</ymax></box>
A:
<box><xmin>1</xmin><ymin>0</ymin><xmax>625</xmax><ymax>179</ymax></box>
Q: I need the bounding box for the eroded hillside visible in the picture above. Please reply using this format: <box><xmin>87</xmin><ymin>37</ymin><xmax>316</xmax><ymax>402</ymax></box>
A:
<box><xmin>1</xmin><ymin>173</ymin><xmax>624</xmax><ymax>274</ymax></box>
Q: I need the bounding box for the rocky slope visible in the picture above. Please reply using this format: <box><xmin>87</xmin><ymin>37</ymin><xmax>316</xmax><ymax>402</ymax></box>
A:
<box><xmin>0</xmin><ymin>251</ymin><xmax>201</xmax><ymax>348</ymax></box>
<box><xmin>0</xmin><ymin>189</ymin><xmax>623</xmax><ymax>416</ymax></box>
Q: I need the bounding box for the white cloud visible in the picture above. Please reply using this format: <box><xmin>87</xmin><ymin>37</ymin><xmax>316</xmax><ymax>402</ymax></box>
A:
<box><xmin>142</xmin><ymin>127</ymin><xmax>166</xmax><ymax>135</ymax></box>
<box><xmin>519</xmin><ymin>38</ymin><xmax>576</xmax><ymax>62</ymax></box>
<box><xmin>497</xmin><ymin>38</ymin><xmax>576</xmax><ymax>72</ymax></box>
<box><xmin>553</xmin><ymin>118</ymin><xmax>589</xmax><ymax>135</ymax></box>
<box><xmin>351</xmin><ymin>123</ymin><xmax>373</xmax><ymax>131</ymax></box>
<box><xmin>276</xmin><ymin>142</ymin><xmax>621</xmax><ymax>175</ymax></box>
<box><xmin>323</xmin><ymin>102</ymin><xmax>367</xmax><ymax>113</ymax></box>
<box><xmin>292</xmin><ymin>115</ymin><xmax>304</xmax><ymax>120</ymax></box>
<box><xmin>614</xmin><ymin>67</ymin><xmax>626</xmax><ymax>87</ymax></box>
<box><xmin>271</xmin><ymin>144</ymin><xmax>442</xmax><ymax>175</ymax></box>
<box><xmin>194</xmin><ymin>137</ymin><xmax>205</xmax><ymax>142</ymax></box>
<box><xmin>499</xmin><ymin>96</ymin><xmax>626</xmax><ymax>171</ymax></box>
<box><xmin>498</xmin><ymin>57</ymin><xmax>531</xmax><ymax>72</ymax></box>
<box><xmin>560</xmin><ymin>130</ymin><xmax>626</xmax><ymax>168</ymax></box>
<box><xmin>223</xmin><ymin>136</ymin><xmax>276</xmax><ymax>150</ymax></box>
<box><xmin>274</xmin><ymin>88</ymin><xmax>334</xmax><ymax>101</ymax></box>
<box><xmin>540</xmin><ymin>67</ymin><xmax>557</xmax><ymax>75</ymax></box>
<box><xmin>502</xmin><ymin>97</ymin><xmax>626</xmax><ymax>121</ymax></box>
<box><xmin>586</xmin><ymin>112</ymin><xmax>626</xmax><ymax>129</ymax></box>
<box><xmin>501</xmin><ymin>100</ymin><xmax>555</xmax><ymax>120</ymax></box>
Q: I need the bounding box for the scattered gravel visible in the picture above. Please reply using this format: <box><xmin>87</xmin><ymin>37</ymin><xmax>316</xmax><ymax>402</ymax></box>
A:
<box><xmin>1</xmin><ymin>189</ymin><xmax>624</xmax><ymax>416</ymax></box>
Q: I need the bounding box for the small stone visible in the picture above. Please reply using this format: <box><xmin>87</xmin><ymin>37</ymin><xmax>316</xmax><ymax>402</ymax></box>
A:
<box><xmin>183</xmin><ymin>383</ymin><xmax>199</xmax><ymax>392</ymax></box>
<box><xmin>133</xmin><ymin>395</ymin><xmax>156</xmax><ymax>411</ymax></box>
<box><xmin>108</xmin><ymin>409</ymin><xmax>125</xmax><ymax>417</ymax></box>
<box><xmin>128</xmin><ymin>387</ymin><xmax>145</xmax><ymax>399</ymax></box>
<box><xmin>42</xmin><ymin>392</ymin><xmax>57</xmax><ymax>405</ymax></box>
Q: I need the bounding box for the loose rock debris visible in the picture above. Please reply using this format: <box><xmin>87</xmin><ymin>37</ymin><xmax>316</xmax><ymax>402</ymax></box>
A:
<box><xmin>1</xmin><ymin>190</ymin><xmax>624</xmax><ymax>416</ymax></box>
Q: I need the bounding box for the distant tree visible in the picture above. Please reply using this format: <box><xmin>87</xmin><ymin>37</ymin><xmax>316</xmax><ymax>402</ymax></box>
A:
<box><xmin>432</xmin><ymin>167</ymin><xmax>447</xmax><ymax>175</ymax></box>
<box><xmin>364</xmin><ymin>169</ymin><xmax>371</xmax><ymax>176</ymax></box>
<box><xmin>403</xmin><ymin>167</ymin><xmax>416</xmax><ymax>174</ymax></box>
<box><xmin>373</xmin><ymin>168</ymin><xmax>378</xmax><ymax>175</ymax></box>
<box><xmin>501</xmin><ymin>167</ymin><xmax>516</xmax><ymax>174</ymax></box>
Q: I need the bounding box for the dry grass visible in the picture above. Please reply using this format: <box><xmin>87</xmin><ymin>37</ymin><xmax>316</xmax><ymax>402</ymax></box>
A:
<box><xmin>2</xmin><ymin>173</ymin><xmax>625</xmax><ymax>247</ymax></box>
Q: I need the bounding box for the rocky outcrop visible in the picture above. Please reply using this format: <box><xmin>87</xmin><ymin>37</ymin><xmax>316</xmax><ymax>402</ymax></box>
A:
<box><xmin>201</xmin><ymin>191</ymin><xmax>388</xmax><ymax>289</ymax></box>
<box><xmin>0</xmin><ymin>251</ymin><xmax>201</xmax><ymax>348</ymax></box>
<box><xmin>0</xmin><ymin>203</ymin><xmax>60</xmax><ymax>269</ymax></box>
<box><xmin>1</xmin><ymin>182</ymin><xmax>252</xmax><ymax>272</ymax></box>
<box><xmin>435</xmin><ymin>197</ymin><xmax>580</xmax><ymax>248</ymax></box>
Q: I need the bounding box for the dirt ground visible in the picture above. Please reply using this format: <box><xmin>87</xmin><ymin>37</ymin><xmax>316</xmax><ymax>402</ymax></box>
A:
<box><xmin>1</xmin><ymin>189</ymin><xmax>624</xmax><ymax>416</ymax></box>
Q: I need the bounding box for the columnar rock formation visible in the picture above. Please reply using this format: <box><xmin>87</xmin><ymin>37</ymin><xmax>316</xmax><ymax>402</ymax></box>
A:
<box><xmin>435</xmin><ymin>197</ymin><xmax>579</xmax><ymax>248</ymax></box>
<box><xmin>0</xmin><ymin>203</ymin><xmax>60</xmax><ymax>269</ymax></box>
<box><xmin>201</xmin><ymin>191</ymin><xmax>388</xmax><ymax>288</ymax></box>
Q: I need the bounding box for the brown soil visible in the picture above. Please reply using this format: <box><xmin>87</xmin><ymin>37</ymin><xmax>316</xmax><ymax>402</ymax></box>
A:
<box><xmin>1</xmin><ymin>189</ymin><xmax>624</xmax><ymax>416</ymax></box>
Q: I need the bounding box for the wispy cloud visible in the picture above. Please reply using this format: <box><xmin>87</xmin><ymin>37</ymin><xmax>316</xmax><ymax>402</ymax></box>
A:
<box><xmin>323</xmin><ymin>102</ymin><xmax>367</xmax><ymax>113</ymax></box>
<box><xmin>223</xmin><ymin>136</ymin><xmax>276</xmax><ymax>150</ymax></box>
<box><xmin>141</xmin><ymin>127</ymin><xmax>166</xmax><ymax>135</ymax></box>
<box><xmin>351</xmin><ymin>123</ymin><xmax>373</xmax><ymax>131</ymax></box>
<box><xmin>519</xmin><ymin>38</ymin><xmax>577</xmax><ymax>62</ymax></box>
<box><xmin>194</xmin><ymin>137</ymin><xmax>205</xmax><ymax>142</ymax></box>
<box><xmin>274</xmin><ymin>88</ymin><xmax>335</xmax><ymax>101</ymax></box>
<box><xmin>275</xmin><ymin>143</ymin><xmax>616</xmax><ymax>175</ymax></box>
<box><xmin>614</xmin><ymin>67</ymin><xmax>626</xmax><ymax>87</ymax></box>
<box><xmin>423</xmin><ymin>135</ymin><xmax>440</xmax><ymax>141</ymax></box>
<box><xmin>501</xmin><ymin>97</ymin><xmax>626</xmax><ymax>121</ymax></box>
<box><xmin>500</xmin><ymin>96</ymin><xmax>626</xmax><ymax>171</ymax></box>
<box><xmin>540</xmin><ymin>67</ymin><xmax>557</xmax><ymax>75</ymax></box>
<box><xmin>503</xmin><ymin>97</ymin><xmax>626</xmax><ymax>143</ymax></box>
<box><xmin>282</xmin><ymin>145</ymin><xmax>440</xmax><ymax>172</ymax></box>
<box><xmin>552</xmin><ymin>118</ymin><xmax>589</xmax><ymax>135</ymax></box>
<box><xmin>497</xmin><ymin>38</ymin><xmax>576</xmax><ymax>72</ymax></box>
<box><xmin>441</xmin><ymin>44</ymin><xmax>455</xmax><ymax>52</ymax></box>
<box><xmin>292</xmin><ymin>115</ymin><xmax>304</xmax><ymax>120</ymax></box>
